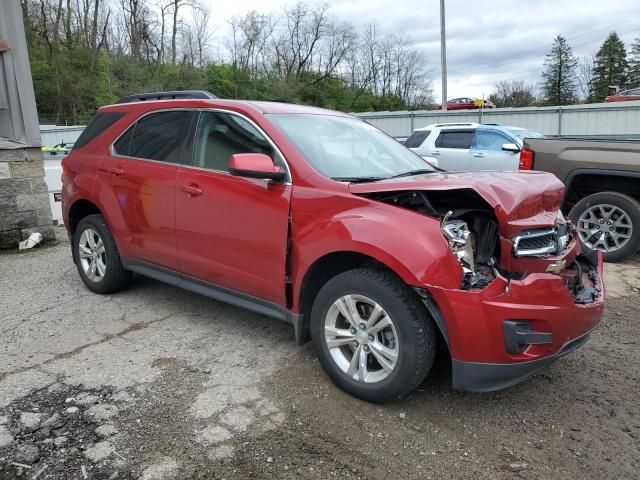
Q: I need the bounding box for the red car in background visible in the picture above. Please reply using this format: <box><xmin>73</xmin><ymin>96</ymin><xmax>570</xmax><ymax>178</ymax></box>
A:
<box><xmin>445</xmin><ymin>97</ymin><xmax>495</xmax><ymax>110</ymax></box>
<box><xmin>604</xmin><ymin>87</ymin><xmax>640</xmax><ymax>102</ymax></box>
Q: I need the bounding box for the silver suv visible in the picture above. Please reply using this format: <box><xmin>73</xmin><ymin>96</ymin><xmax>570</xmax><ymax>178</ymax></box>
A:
<box><xmin>405</xmin><ymin>122</ymin><xmax>543</xmax><ymax>171</ymax></box>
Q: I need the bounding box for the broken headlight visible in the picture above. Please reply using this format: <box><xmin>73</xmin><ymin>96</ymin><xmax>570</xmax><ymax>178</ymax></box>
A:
<box><xmin>441</xmin><ymin>211</ymin><xmax>475</xmax><ymax>273</ymax></box>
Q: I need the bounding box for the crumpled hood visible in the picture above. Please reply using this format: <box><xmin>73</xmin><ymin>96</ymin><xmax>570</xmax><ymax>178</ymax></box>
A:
<box><xmin>349</xmin><ymin>170</ymin><xmax>565</xmax><ymax>237</ymax></box>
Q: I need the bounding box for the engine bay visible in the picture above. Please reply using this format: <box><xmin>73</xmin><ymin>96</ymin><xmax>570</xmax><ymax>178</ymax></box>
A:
<box><xmin>361</xmin><ymin>188</ymin><xmax>600</xmax><ymax>303</ymax></box>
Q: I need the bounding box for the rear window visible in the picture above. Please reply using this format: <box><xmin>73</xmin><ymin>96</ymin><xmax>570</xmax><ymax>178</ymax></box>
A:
<box><xmin>113</xmin><ymin>110</ymin><xmax>192</xmax><ymax>163</ymax></box>
<box><xmin>73</xmin><ymin>112</ymin><xmax>125</xmax><ymax>149</ymax></box>
<box><xmin>435</xmin><ymin>130</ymin><xmax>474</xmax><ymax>149</ymax></box>
<box><xmin>404</xmin><ymin>130</ymin><xmax>430</xmax><ymax>148</ymax></box>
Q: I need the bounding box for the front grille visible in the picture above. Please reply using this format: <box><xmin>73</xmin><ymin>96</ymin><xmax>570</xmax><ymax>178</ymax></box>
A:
<box><xmin>513</xmin><ymin>228</ymin><xmax>558</xmax><ymax>257</ymax></box>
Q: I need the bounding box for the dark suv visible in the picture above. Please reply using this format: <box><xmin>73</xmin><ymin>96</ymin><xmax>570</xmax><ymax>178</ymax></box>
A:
<box><xmin>62</xmin><ymin>91</ymin><xmax>604</xmax><ymax>402</ymax></box>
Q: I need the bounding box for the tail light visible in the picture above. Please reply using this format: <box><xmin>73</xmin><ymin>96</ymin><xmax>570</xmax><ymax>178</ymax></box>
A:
<box><xmin>519</xmin><ymin>148</ymin><xmax>534</xmax><ymax>170</ymax></box>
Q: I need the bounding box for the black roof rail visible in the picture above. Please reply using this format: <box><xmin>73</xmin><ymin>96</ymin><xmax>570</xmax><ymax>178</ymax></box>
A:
<box><xmin>116</xmin><ymin>90</ymin><xmax>217</xmax><ymax>104</ymax></box>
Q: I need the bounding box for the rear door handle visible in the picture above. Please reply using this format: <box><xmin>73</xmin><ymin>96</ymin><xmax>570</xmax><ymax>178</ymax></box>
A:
<box><xmin>431</xmin><ymin>150</ymin><xmax>441</xmax><ymax>156</ymax></box>
<box><xmin>181</xmin><ymin>184</ymin><xmax>203</xmax><ymax>196</ymax></box>
<box><xmin>472</xmin><ymin>152</ymin><xmax>485</xmax><ymax>158</ymax></box>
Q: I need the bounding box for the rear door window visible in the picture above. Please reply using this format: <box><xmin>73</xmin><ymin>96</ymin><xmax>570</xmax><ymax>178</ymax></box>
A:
<box><xmin>114</xmin><ymin>110</ymin><xmax>192</xmax><ymax>162</ymax></box>
<box><xmin>435</xmin><ymin>130</ymin><xmax>474</xmax><ymax>149</ymax></box>
<box><xmin>404</xmin><ymin>130</ymin><xmax>430</xmax><ymax>148</ymax></box>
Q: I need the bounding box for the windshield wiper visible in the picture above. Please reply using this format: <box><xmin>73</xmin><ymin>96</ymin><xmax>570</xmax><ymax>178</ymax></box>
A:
<box><xmin>388</xmin><ymin>169</ymin><xmax>437</xmax><ymax>179</ymax></box>
<box><xmin>331</xmin><ymin>176</ymin><xmax>387</xmax><ymax>183</ymax></box>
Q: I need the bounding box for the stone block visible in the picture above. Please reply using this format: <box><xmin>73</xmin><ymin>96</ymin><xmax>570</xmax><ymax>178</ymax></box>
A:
<box><xmin>0</xmin><ymin>149</ymin><xmax>26</xmax><ymax>162</ymax></box>
<box><xmin>16</xmin><ymin>193</ymin><xmax>50</xmax><ymax>212</ymax></box>
<box><xmin>10</xmin><ymin>159</ymin><xmax>45</xmax><ymax>179</ymax></box>
<box><xmin>31</xmin><ymin>177</ymin><xmax>49</xmax><ymax>193</ymax></box>
<box><xmin>0</xmin><ymin>162</ymin><xmax>10</xmax><ymax>179</ymax></box>
<box><xmin>0</xmin><ymin>195</ymin><xmax>17</xmax><ymax>211</ymax></box>
<box><xmin>21</xmin><ymin>225</ymin><xmax>57</xmax><ymax>242</ymax></box>
<box><xmin>0</xmin><ymin>229</ymin><xmax>21</xmax><ymax>249</ymax></box>
<box><xmin>0</xmin><ymin>178</ymin><xmax>32</xmax><ymax>196</ymax></box>
<box><xmin>0</xmin><ymin>210</ymin><xmax>37</xmax><ymax>230</ymax></box>
<box><xmin>25</xmin><ymin>148</ymin><xmax>44</xmax><ymax>162</ymax></box>
<box><xmin>37</xmin><ymin>207</ymin><xmax>53</xmax><ymax>225</ymax></box>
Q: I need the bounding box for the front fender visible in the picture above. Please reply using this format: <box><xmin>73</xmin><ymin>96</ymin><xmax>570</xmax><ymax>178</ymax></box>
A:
<box><xmin>290</xmin><ymin>188</ymin><xmax>463</xmax><ymax>311</ymax></box>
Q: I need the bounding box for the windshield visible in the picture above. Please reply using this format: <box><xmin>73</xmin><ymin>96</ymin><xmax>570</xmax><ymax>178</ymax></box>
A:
<box><xmin>268</xmin><ymin>114</ymin><xmax>434</xmax><ymax>181</ymax></box>
<box><xmin>507</xmin><ymin>128</ymin><xmax>544</xmax><ymax>140</ymax></box>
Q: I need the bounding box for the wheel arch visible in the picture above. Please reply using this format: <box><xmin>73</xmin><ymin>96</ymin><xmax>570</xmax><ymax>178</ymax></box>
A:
<box><xmin>294</xmin><ymin>249</ymin><xmax>441</xmax><ymax>346</ymax></box>
<box><xmin>68</xmin><ymin>199</ymin><xmax>103</xmax><ymax>236</ymax></box>
<box><xmin>564</xmin><ymin>169</ymin><xmax>640</xmax><ymax>209</ymax></box>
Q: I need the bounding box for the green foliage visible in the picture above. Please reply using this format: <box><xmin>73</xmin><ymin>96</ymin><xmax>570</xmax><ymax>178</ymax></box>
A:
<box><xmin>28</xmin><ymin>39</ymin><xmax>422</xmax><ymax>125</ymax></box>
<box><xmin>627</xmin><ymin>36</ymin><xmax>640</xmax><ymax>88</ymax></box>
<box><xmin>589</xmin><ymin>32</ymin><xmax>628</xmax><ymax>102</ymax></box>
<box><xmin>541</xmin><ymin>35</ymin><xmax>578</xmax><ymax>106</ymax></box>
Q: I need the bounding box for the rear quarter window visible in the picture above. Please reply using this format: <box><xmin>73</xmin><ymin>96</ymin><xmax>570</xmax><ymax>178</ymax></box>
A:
<box><xmin>73</xmin><ymin>112</ymin><xmax>126</xmax><ymax>149</ymax></box>
<box><xmin>404</xmin><ymin>130</ymin><xmax>430</xmax><ymax>148</ymax></box>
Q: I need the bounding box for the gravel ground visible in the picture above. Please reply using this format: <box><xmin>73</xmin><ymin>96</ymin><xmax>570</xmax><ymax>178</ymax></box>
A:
<box><xmin>0</xmin><ymin>227</ymin><xmax>638</xmax><ymax>479</ymax></box>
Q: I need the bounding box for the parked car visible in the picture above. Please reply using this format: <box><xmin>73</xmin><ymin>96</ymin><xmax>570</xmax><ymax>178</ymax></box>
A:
<box><xmin>405</xmin><ymin>122</ymin><xmax>543</xmax><ymax>171</ymax></box>
<box><xmin>444</xmin><ymin>98</ymin><xmax>495</xmax><ymax>110</ymax></box>
<box><xmin>522</xmin><ymin>137</ymin><xmax>640</xmax><ymax>262</ymax></box>
<box><xmin>604</xmin><ymin>87</ymin><xmax>640</xmax><ymax>103</ymax></box>
<box><xmin>62</xmin><ymin>91</ymin><xmax>603</xmax><ymax>402</ymax></box>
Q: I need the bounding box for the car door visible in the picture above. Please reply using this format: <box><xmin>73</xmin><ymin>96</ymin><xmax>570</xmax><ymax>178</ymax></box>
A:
<box><xmin>175</xmin><ymin>110</ymin><xmax>292</xmax><ymax>305</ymax></box>
<box><xmin>470</xmin><ymin>129</ymin><xmax>520</xmax><ymax>171</ymax></box>
<box><xmin>431</xmin><ymin>129</ymin><xmax>473</xmax><ymax>170</ymax></box>
<box><xmin>98</xmin><ymin>109</ymin><xmax>193</xmax><ymax>270</ymax></box>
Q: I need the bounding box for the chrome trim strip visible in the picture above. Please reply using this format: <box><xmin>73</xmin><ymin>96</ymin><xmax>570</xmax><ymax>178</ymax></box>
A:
<box><xmin>512</xmin><ymin>228</ymin><xmax>557</xmax><ymax>257</ymax></box>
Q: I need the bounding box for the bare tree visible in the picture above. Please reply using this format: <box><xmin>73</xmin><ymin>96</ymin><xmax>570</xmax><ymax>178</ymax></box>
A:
<box><xmin>169</xmin><ymin>0</ymin><xmax>191</xmax><ymax>64</ymax></box>
<box><xmin>489</xmin><ymin>80</ymin><xmax>537</xmax><ymax>107</ymax></box>
<box><xmin>577</xmin><ymin>56</ymin><xmax>594</xmax><ymax>101</ymax></box>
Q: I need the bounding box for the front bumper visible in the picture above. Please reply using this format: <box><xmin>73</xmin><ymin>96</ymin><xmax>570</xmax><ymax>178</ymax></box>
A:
<box><xmin>425</xmin><ymin>252</ymin><xmax>604</xmax><ymax>392</ymax></box>
<box><xmin>451</xmin><ymin>326</ymin><xmax>594</xmax><ymax>392</ymax></box>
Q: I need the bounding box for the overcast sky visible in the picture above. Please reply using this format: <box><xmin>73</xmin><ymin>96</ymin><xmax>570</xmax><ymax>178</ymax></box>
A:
<box><xmin>207</xmin><ymin>0</ymin><xmax>640</xmax><ymax>102</ymax></box>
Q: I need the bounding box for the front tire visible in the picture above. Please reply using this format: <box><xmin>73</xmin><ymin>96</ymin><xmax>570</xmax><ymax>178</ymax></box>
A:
<box><xmin>73</xmin><ymin>214</ymin><xmax>132</xmax><ymax>294</ymax></box>
<box><xmin>569</xmin><ymin>192</ymin><xmax>640</xmax><ymax>262</ymax></box>
<box><xmin>310</xmin><ymin>268</ymin><xmax>436</xmax><ymax>403</ymax></box>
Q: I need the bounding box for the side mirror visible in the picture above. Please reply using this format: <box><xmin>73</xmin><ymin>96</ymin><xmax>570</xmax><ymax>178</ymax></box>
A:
<box><xmin>501</xmin><ymin>143</ymin><xmax>520</xmax><ymax>153</ymax></box>
<box><xmin>228</xmin><ymin>153</ymin><xmax>286</xmax><ymax>181</ymax></box>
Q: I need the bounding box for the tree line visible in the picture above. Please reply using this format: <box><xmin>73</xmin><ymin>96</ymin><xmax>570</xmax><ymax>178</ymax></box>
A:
<box><xmin>490</xmin><ymin>32</ymin><xmax>640</xmax><ymax>108</ymax></box>
<box><xmin>21</xmin><ymin>0</ymin><xmax>434</xmax><ymax>124</ymax></box>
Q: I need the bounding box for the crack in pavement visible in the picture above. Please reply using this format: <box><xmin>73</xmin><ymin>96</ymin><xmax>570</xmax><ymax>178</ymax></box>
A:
<box><xmin>0</xmin><ymin>312</ymin><xmax>182</xmax><ymax>380</ymax></box>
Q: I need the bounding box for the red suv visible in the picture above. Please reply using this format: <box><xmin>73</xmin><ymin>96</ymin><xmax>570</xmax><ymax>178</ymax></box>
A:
<box><xmin>62</xmin><ymin>91</ymin><xmax>604</xmax><ymax>402</ymax></box>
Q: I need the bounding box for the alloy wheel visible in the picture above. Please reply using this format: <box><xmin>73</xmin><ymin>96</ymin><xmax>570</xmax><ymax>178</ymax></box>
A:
<box><xmin>324</xmin><ymin>294</ymin><xmax>399</xmax><ymax>383</ymax></box>
<box><xmin>78</xmin><ymin>228</ymin><xmax>107</xmax><ymax>282</ymax></box>
<box><xmin>577</xmin><ymin>203</ymin><xmax>633</xmax><ymax>253</ymax></box>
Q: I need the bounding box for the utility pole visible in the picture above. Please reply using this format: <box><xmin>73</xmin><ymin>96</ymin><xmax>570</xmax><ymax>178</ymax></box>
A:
<box><xmin>440</xmin><ymin>0</ymin><xmax>448</xmax><ymax>111</ymax></box>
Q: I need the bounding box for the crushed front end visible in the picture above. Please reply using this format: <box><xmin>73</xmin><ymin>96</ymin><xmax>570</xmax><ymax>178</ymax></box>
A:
<box><xmin>361</xmin><ymin>184</ymin><xmax>605</xmax><ymax>392</ymax></box>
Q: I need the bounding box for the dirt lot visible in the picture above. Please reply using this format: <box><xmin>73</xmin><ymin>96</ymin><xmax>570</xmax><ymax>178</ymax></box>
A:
<box><xmin>1</xmin><ymin>228</ymin><xmax>639</xmax><ymax>480</ymax></box>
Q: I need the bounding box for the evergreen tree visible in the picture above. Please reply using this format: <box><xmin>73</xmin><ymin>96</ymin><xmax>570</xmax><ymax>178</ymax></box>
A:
<box><xmin>541</xmin><ymin>35</ymin><xmax>578</xmax><ymax>105</ymax></box>
<box><xmin>628</xmin><ymin>35</ymin><xmax>640</xmax><ymax>87</ymax></box>
<box><xmin>589</xmin><ymin>32</ymin><xmax>628</xmax><ymax>102</ymax></box>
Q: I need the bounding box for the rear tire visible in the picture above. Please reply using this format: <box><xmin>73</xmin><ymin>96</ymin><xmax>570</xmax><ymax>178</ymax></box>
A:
<box><xmin>73</xmin><ymin>214</ymin><xmax>132</xmax><ymax>294</ymax></box>
<box><xmin>569</xmin><ymin>192</ymin><xmax>640</xmax><ymax>262</ymax></box>
<box><xmin>310</xmin><ymin>268</ymin><xmax>436</xmax><ymax>403</ymax></box>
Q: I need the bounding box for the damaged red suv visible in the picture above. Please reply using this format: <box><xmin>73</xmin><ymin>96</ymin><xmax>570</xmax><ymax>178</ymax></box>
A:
<box><xmin>62</xmin><ymin>91</ymin><xmax>604</xmax><ymax>402</ymax></box>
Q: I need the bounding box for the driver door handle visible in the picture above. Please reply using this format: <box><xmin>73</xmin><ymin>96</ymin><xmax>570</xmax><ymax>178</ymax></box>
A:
<box><xmin>431</xmin><ymin>150</ymin><xmax>441</xmax><ymax>156</ymax></box>
<box><xmin>181</xmin><ymin>184</ymin><xmax>203</xmax><ymax>196</ymax></box>
<box><xmin>472</xmin><ymin>152</ymin><xmax>485</xmax><ymax>158</ymax></box>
